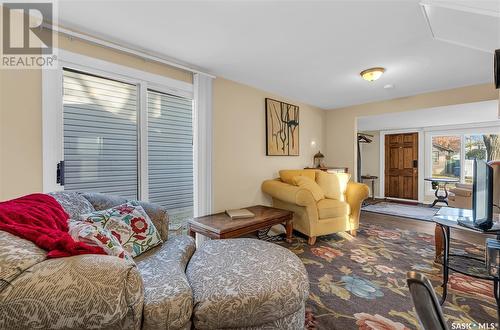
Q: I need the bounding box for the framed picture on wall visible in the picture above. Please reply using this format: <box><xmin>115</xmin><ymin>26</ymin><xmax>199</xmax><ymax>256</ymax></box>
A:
<box><xmin>265</xmin><ymin>98</ymin><xmax>299</xmax><ymax>156</ymax></box>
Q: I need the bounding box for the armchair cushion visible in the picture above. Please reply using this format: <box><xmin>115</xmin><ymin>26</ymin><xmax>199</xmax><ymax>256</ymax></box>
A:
<box><xmin>279</xmin><ymin>169</ymin><xmax>316</xmax><ymax>185</ymax></box>
<box><xmin>317</xmin><ymin>199</ymin><xmax>350</xmax><ymax>219</ymax></box>
<box><xmin>293</xmin><ymin>176</ymin><xmax>325</xmax><ymax>201</ymax></box>
<box><xmin>316</xmin><ymin>171</ymin><xmax>350</xmax><ymax>201</ymax></box>
<box><xmin>261</xmin><ymin>179</ymin><xmax>316</xmax><ymax>207</ymax></box>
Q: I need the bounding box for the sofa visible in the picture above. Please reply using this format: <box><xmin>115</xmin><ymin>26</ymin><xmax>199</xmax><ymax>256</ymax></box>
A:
<box><xmin>262</xmin><ymin>169</ymin><xmax>369</xmax><ymax>245</ymax></box>
<box><xmin>0</xmin><ymin>192</ymin><xmax>309</xmax><ymax>329</ymax></box>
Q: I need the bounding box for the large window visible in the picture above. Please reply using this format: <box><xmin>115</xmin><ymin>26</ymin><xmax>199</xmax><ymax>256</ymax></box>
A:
<box><xmin>464</xmin><ymin>134</ymin><xmax>500</xmax><ymax>183</ymax></box>
<box><xmin>429</xmin><ymin>132</ymin><xmax>500</xmax><ymax>185</ymax></box>
<box><xmin>62</xmin><ymin>68</ymin><xmax>194</xmax><ymax>217</ymax></box>
<box><xmin>147</xmin><ymin>90</ymin><xmax>193</xmax><ymax>219</ymax></box>
<box><xmin>63</xmin><ymin>69</ymin><xmax>139</xmax><ymax>199</ymax></box>
<box><xmin>431</xmin><ymin>136</ymin><xmax>461</xmax><ymax>180</ymax></box>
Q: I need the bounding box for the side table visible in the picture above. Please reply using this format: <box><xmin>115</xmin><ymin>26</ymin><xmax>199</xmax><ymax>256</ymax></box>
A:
<box><xmin>425</xmin><ymin>177</ymin><xmax>459</xmax><ymax>207</ymax></box>
<box><xmin>433</xmin><ymin>207</ymin><xmax>500</xmax><ymax>321</ymax></box>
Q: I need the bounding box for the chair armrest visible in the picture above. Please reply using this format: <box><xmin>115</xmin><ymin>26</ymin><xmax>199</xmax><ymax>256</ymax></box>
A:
<box><xmin>262</xmin><ymin>179</ymin><xmax>316</xmax><ymax>207</ymax></box>
<box><xmin>345</xmin><ymin>182</ymin><xmax>369</xmax><ymax>210</ymax></box>
<box><xmin>0</xmin><ymin>255</ymin><xmax>144</xmax><ymax>329</ymax></box>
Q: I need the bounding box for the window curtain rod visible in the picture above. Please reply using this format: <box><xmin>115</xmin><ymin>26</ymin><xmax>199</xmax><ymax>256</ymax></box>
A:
<box><xmin>43</xmin><ymin>24</ymin><xmax>216</xmax><ymax>78</ymax></box>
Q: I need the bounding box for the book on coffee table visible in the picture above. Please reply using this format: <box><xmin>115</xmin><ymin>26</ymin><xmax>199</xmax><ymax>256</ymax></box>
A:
<box><xmin>225</xmin><ymin>208</ymin><xmax>255</xmax><ymax>219</ymax></box>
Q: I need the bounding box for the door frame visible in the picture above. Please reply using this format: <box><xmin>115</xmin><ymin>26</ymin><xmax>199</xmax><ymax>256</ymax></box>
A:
<box><xmin>379</xmin><ymin>129</ymin><xmax>425</xmax><ymax>203</ymax></box>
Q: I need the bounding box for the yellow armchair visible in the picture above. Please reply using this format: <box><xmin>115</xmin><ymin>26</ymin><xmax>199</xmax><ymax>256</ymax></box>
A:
<box><xmin>262</xmin><ymin>170</ymin><xmax>369</xmax><ymax>245</ymax></box>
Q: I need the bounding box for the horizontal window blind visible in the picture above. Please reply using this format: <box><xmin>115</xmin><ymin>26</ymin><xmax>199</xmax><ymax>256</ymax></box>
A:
<box><xmin>147</xmin><ymin>90</ymin><xmax>193</xmax><ymax>213</ymax></box>
<box><xmin>63</xmin><ymin>69</ymin><xmax>139</xmax><ymax>199</ymax></box>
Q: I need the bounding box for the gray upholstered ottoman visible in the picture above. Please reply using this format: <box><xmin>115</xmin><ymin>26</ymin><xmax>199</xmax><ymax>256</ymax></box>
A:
<box><xmin>186</xmin><ymin>238</ymin><xmax>309</xmax><ymax>329</ymax></box>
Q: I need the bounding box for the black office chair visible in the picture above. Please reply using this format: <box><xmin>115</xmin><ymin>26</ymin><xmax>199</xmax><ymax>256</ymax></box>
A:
<box><xmin>407</xmin><ymin>271</ymin><xmax>448</xmax><ymax>330</ymax></box>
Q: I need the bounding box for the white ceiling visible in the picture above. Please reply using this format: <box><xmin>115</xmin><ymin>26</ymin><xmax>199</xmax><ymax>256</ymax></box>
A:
<box><xmin>57</xmin><ymin>1</ymin><xmax>499</xmax><ymax>109</ymax></box>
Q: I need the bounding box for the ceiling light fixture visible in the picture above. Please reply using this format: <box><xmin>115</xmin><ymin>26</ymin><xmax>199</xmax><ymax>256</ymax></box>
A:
<box><xmin>360</xmin><ymin>67</ymin><xmax>385</xmax><ymax>81</ymax></box>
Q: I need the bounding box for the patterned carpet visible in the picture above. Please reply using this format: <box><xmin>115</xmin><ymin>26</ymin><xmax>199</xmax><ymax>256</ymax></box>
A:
<box><xmin>277</xmin><ymin>220</ymin><xmax>496</xmax><ymax>330</ymax></box>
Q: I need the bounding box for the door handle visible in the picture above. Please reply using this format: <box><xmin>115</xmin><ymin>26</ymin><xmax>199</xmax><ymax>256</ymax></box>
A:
<box><xmin>56</xmin><ymin>160</ymin><xmax>65</xmax><ymax>186</ymax></box>
<box><xmin>413</xmin><ymin>160</ymin><xmax>418</xmax><ymax>168</ymax></box>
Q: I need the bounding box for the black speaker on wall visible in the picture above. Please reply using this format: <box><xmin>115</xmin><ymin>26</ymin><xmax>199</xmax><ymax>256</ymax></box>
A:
<box><xmin>495</xmin><ymin>49</ymin><xmax>500</xmax><ymax>89</ymax></box>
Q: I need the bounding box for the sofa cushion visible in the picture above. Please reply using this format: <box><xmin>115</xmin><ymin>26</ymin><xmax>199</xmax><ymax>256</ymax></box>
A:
<box><xmin>136</xmin><ymin>235</ymin><xmax>196</xmax><ymax>330</ymax></box>
<box><xmin>48</xmin><ymin>191</ymin><xmax>95</xmax><ymax>219</ymax></box>
<box><xmin>317</xmin><ymin>199</ymin><xmax>350</xmax><ymax>219</ymax></box>
<box><xmin>293</xmin><ymin>176</ymin><xmax>325</xmax><ymax>201</ymax></box>
<box><xmin>186</xmin><ymin>239</ymin><xmax>309</xmax><ymax>329</ymax></box>
<box><xmin>0</xmin><ymin>231</ymin><xmax>46</xmax><ymax>293</ymax></box>
<box><xmin>279</xmin><ymin>169</ymin><xmax>316</xmax><ymax>185</ymax></box>
<box><xmin>316</xmin><ymin>171</ymin><xmax>350</xmax><ymax>201</ymax></box>
<box><xmin>81</xmin><ymin>202</ymin><xmax>162</xmax><ymax>258</ymax></box>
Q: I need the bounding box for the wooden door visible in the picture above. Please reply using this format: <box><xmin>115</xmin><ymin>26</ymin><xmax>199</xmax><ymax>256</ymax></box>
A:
<box><xmin>385</xmin><ymin>133</ymin><xmax>418</xmax><ymax>200</ymax></box>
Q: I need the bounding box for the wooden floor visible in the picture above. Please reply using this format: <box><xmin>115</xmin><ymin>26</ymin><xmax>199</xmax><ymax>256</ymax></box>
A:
<box><xmin>361</xmin><ymin>210</ymin><xmax>493</xmax><ymax>246</ymax></box>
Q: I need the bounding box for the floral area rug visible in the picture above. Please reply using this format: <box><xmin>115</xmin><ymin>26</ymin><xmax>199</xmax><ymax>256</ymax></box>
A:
<box><xmin>277</xmin><ymin>221</ymin><xmax>496</xmax><ymax>330</ymax></box>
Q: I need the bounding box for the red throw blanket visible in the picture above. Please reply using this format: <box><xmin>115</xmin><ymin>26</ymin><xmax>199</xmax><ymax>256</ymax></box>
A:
<box><xmin>0</xmin><ymin>193</ymin><xmax>105</xmax><ymax>258</ymax></box>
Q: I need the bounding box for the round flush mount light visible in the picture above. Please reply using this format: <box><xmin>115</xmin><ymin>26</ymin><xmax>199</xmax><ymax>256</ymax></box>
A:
<box><xmin>360</xmin><ymin>67</ymin><xmax>385</xmax><ymax>81</ymax></box>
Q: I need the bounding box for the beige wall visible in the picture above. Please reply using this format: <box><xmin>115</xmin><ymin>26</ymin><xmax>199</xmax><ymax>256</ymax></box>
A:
<box><xmin>0</xmin><ymin>33</ymin><xmax>191</xmax><ymax>200</ymax></box>
<box><xmin>213</xmin><ymin>78</ymin><xmax>326</xmax><ymax>211</ymax></box>
<box><xmin>325</xmin><ymin>83</ymin><xmax>498</xmax><ymax>178</ymax></box>
<box><xmin>1</xmin><ymin>33</ymin><xmax>326</xmax><ymax>206</ymax></box>
<box><xmin>1</xmin><ymin>68</ymin><xmax>43</xmax><ymax>200</ymax></box>
<box><xmin>359</xmin><ymin>131</ymin><xmax>380</xmax><ymax>197</ymax></box>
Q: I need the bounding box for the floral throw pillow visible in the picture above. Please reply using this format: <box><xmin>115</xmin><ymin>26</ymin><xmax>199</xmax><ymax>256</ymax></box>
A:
<box><xmin>68</xmin><ymin>220</ymin><xmax>133</xmax><ymax>262</ymax></box>
<box><xmin>80</xmin><ymin>202</ymin><xmax>163</xmax><ymax>257</ymax></box>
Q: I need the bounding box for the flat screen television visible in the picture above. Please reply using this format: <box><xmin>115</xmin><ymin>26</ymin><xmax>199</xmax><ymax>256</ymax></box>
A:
<box><xmin>472</xmin><ymin>159</ymin><xmax>494</xmax><ymax>230</ymax></box>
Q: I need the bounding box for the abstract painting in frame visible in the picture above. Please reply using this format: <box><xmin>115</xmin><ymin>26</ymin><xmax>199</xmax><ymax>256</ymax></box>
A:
<box><xmin>265</xmin><ymin>98</ymin><xmax>299</xmax><ymax>156</ymax></box>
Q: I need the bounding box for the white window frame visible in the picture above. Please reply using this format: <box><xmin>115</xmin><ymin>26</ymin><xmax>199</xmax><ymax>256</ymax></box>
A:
<box><xmin>42</xmin><ymin>49</ymin><xmax>199</xmax><ymax>205</ymax></box>
<box><xmin>423</xmin><ymin>122</ymin><xmax>500</xmax><ymax>196</ymax></box>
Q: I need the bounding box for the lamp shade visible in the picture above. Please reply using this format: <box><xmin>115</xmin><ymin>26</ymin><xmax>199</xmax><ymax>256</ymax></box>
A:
<box><xmin>313</xmin><ymin>151</ymin><xmax>325</xmax><ymax>159</ymax></box>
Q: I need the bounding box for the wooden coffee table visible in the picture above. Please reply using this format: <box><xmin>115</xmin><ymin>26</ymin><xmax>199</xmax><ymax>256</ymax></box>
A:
<box><xmin>188</xmin><ymin>205</ymin><xmax>294</xmax><ymax>243</ymax></box>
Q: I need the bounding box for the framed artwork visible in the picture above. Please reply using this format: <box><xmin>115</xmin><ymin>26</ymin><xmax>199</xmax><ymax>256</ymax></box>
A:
<box><xmin>265</xmin><ymin>98</ymin><xmax>299</xmax><ymax>156</ymax></box>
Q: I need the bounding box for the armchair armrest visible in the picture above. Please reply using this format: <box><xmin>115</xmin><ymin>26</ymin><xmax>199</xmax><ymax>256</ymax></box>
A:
<box><xmin>346</xmin><ymin>182</ymin><xmax>369</xmax><ymax>205</ymax></box>
<box><xmin>345</xmin><ymin>182</ymin><xmax>369</xmax><ymax>226</ymax></box>
<box><xmin>262</xmin><ymin>179</ymin><xmax>316</xmax><ymax>207</ymax></box>
<box><xmin>0</xmin><ymin>255</ymin><xmax>144</xmax><ymax>329</ymax></box>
